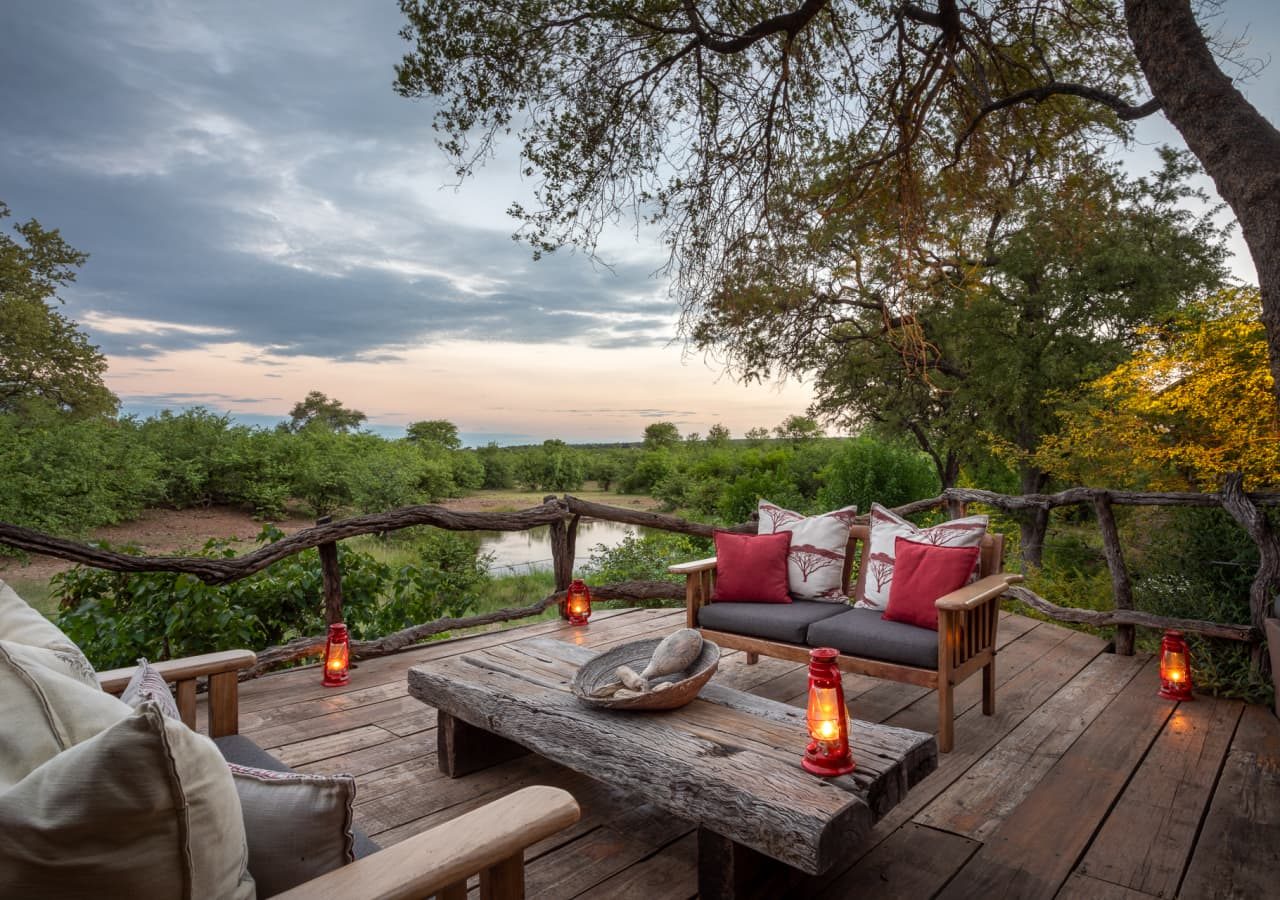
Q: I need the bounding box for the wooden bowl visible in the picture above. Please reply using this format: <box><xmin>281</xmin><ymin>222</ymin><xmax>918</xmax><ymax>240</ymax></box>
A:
<box><xmin>572</xmin><ymin>636</ymin><xmax>720</xmax><ymax>711</ymax></box>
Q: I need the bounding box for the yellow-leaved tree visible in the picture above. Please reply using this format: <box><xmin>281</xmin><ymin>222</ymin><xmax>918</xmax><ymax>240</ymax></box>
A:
<box><xmin>1037</xmin><ymin>287</ymin><xmax>1279</xmax><ymax>490</ymax></box>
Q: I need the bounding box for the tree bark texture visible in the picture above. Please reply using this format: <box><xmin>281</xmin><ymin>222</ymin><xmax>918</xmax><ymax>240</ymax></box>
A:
<box><xmin>1218</xmin><ymin>474</ymin><xmax>1280</xmax><ymax>674</ymax></box>
<box><xmin>1093</xmin><ymin>493</ymin><xmax>1136</xmax><ymax>655</ymax></box>
<box><xmin>1126</xmin><ymin>0</ymin><xmax>1280</xmax><ymax>408</ymax></box>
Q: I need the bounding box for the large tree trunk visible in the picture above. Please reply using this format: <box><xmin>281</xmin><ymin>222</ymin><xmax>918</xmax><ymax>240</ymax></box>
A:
<box><xmin>1017</xmin><ymin>466</ymin><xmax>1051</xmax><ymax>570</ymax></box>
<box><xmin>1125</xmin><ymin>0</ymin><xmax>1280</xmax><ymax>409</ymax></box>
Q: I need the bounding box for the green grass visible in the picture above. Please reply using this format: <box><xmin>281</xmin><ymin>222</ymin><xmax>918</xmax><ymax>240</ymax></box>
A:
<box><xmin>3</xmin><ymin>575</ymin><xmax>58</xmax><ymax>616</ymax></box>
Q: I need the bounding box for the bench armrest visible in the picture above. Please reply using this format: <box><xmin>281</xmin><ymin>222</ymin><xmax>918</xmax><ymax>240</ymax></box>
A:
<box><xmin>934</xmin><ymin>573</ymin><xmax>1024</xmax><ymax>612</ymax></box>
<box><xmin>668</xmin><ymin>556</ymin><xmax>717</xmax><ymax>576</ymax></box>
<box><xmin>671</xmin><ymin>557</ymin><xmax>718</xmax><ymax>628</ymax></box>
<box><xmin>98</xmin><ymin>649</ymin><xmax>256</xmax><ymax>738</ymax></box>
<box><xmin>97</xmin><ymin>649</ymin><xmax>258</xmax><ymax>694</ymax></box>
<box><xmin>274</xmin><ymin>785</ymin><xmax>581</xmax><ymax>900</ymax></box>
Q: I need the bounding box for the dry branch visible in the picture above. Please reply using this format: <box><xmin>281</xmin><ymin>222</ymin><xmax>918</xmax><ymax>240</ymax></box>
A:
<box><xmin>1005</xmin><ymin>586</ymin><xmax>1257</xmax><ymax>643</ymax></box>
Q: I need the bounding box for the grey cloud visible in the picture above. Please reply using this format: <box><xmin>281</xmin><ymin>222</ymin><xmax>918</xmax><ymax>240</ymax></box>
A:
<box><xmin>1</xmin><ymin>0</ymin><xmax>672</xmax><ymax>361</ymax></box>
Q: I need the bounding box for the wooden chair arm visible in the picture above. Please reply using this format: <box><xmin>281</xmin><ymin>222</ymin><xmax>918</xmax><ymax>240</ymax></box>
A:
<box><xmin>97</xmin><ymin>649</ymin><xmax>258</xmax><ymax>694</ymax></box>
<box><xmin>274</xmin><ymin>785</ymin><xmax>581</xmax><ymax>900</ymax></box>
<box><xmin>934</xmin><ymin>573</ymin><xmax>1024</xmax><ymax>612</ymax></box>
<box><xmin>668</xmin><ymin>556</ymin><xmax>717</xmax><ymax>575</ymax></box>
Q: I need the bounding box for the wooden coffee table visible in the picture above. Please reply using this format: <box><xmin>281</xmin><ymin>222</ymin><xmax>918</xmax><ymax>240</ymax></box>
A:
<box><xmin>408</xmin><ymin>635</ymin><xmax>936</xmax><ymax>898</ymax></box>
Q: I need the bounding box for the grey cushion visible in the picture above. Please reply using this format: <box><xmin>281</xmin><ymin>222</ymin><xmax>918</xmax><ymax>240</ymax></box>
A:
<box><xmin>698</xmin><ymin>600</ymin><xmax>848</xmax><ymax>644</ymax></box>
<box><xmin>215</xmin><ymin>735</ymin><xmax>380</xmax><ymax>861</ymax></box>
<box><xmin>805</xmin><ymin>608</ymin><xmax>939</xmax><ymax>670</ymax></box>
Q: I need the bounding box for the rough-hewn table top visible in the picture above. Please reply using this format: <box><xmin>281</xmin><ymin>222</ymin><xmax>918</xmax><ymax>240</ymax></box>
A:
<box><xmin>408</xmin><ymin>635</ymin><xmax>936</xmax><ymax>876</ymax></box>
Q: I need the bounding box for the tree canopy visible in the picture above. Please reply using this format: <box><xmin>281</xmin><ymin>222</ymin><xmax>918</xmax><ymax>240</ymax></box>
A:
<box><xmin>0</xmin><ymin>202</ymin><xmax>116</xmax><ymax>418</ymax></box>
<box><xmin>1037</xmin><ymin>287</ymin><xmax>1279</xmax><ymax>490</ymax></box>
<box><xmin>407</xmin><ymin>419</ymin><xmax>463</xmax><ymax>450</ymax></box>
<box><xmin>396</xmin><ymin>0</ymin><xmax>1280</xmax><ymax>408</ymax></box>
<box><xmin>643</xmin><ymin>421</ymin><xmax>681</xmax><ymax>448</ymax></box>
<box><xmin>286</xmin><ymin>391</ymin><xmax>367</xmax><ymax>433</ymax></box>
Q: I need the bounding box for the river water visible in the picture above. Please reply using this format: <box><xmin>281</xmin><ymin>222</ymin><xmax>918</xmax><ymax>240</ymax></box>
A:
<box><xmin>477</xmin><ymin>519</ymin><xmax>647</xmax><ymax>575</ymax></box>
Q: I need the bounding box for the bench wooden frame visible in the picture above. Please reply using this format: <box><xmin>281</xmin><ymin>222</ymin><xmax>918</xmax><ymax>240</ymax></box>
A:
<box><xmin>99</xmin><ymin>650</ymin><xmax>579</xmax><ymax>900</ymax></box>
<box><xmin>671</xmin><ymin>524</ymin><xmax>1023</xmax><ymax>753</ymax></box>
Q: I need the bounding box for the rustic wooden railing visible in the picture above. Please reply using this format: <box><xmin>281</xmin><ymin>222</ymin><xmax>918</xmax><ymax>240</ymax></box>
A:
<box><xmin>1</xmin><ymin>481</ymin><xmax>1276</xmax><ymax>676</ymax></box>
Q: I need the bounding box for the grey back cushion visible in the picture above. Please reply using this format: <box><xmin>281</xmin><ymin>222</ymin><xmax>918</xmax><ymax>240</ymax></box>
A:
<box><xmin>215</xmin><ymin>735</ymin><xmax>380</xmax><ymax>869</ymax></box>
<box><xmin>698</xmin><ymin>600</ymin><xmax>848</xmax><ymax>644</ymax></box>
<box><xmin>805</xmin><ymin>609</ymin><xmax>939</xmax><ymax>670</ymax></box>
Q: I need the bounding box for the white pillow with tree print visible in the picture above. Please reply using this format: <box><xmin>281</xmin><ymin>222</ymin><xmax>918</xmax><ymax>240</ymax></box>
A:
<box><xmin>855</xmin><ymin>503</ymin><xmax>989</xmax><ymax>610</ymax></box>
<box><xmin>757</xmin><ymin>500</ymin><xmax>858</xmax><ymax>601</ymax></box>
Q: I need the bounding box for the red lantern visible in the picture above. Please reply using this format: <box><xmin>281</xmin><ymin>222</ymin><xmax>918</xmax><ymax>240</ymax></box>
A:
<box><xmin>566</xmin><ymin>579</ymin><xmax>592</xmax><ymax>626</ymax></box>
<box><xmin>322</xmin><ymin>622</ymin><xmax>351</xmax><ymax>687</ymax></box>
<box><xmin>802</xmin><ymin>647</ymin><xmax>855</xmax><ymax>777</ymax></box>
<box><xmin>1158</xmin><ymin>630</ymin><xmax>1193</xmax><ymax>701</ymax></box>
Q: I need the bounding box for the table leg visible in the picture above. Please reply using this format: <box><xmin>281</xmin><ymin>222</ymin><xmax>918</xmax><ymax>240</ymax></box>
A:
<box><xmin>697</xmin><ymin>827</ymin><xmax>804</xmax><ymax>900</ymax></box>
<box><xmin>437</xmin><ymin>710</ymin><xmax>528</xmax><ymax>777</ymax></box>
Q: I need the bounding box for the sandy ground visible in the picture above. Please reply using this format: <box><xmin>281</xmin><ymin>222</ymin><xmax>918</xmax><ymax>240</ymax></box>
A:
<box><xmin>0</xmin><ymin>491</ymin><xmax>660</xmax><ymax>583</ymax></box>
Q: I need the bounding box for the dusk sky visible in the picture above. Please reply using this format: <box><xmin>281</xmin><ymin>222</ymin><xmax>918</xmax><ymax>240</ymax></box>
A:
<box><xmin>2</xmin><ymin>1</ymin><xmax>1277</xmax><ymax>444</ymax></box>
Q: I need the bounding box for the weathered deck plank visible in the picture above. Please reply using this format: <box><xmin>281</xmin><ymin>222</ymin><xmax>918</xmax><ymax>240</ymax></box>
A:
<box><xmin>215</xmin><ymin>608</ymin><xmax>1275</xmax><ymax>898</ymax></box>
<box><xmin>916</xmin><ymin>650</ymin><xmax>1148</xmax><ymax>840</ymax></box>
<box><xmin>1074</xmin><ymin>695</ymin><xmax>1243</xmax><ymax>897</ymax></box>
<box><xmin>1179</xmin><ymin>703</ymin><xmax>1280</xmax><ymax>900</ymax></box>
<box><xmin>815</xmin><ymin>822</ymin><xmax>980</xmax><ymax>899</ymax></box>
<box><xmin>936</xmin><ymin>659</ymin><xmax>1172</xmax><ymax>900</ymax></box>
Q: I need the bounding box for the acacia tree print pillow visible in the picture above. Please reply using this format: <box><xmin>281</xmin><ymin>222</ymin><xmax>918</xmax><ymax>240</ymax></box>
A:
<box><xmin>855</xmin><ymin>503</ymin><xmax>989</xmax><ymax>610</ymax></box>
<box><xmin>757</xmin><ymin>500</ymin><xmax>858</xmax><ymax>602</ymax></box>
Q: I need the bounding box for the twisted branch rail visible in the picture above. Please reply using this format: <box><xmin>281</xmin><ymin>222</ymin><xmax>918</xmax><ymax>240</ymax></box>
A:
<box><xmin>0</xmin><ymin>501</ymin><xmax>568</xmax><ymax>584</ymax></box>
<box><xmin>3</xmin><ymin>484</ymin><xmax>1274</xmax><ymax>676</ymax></box>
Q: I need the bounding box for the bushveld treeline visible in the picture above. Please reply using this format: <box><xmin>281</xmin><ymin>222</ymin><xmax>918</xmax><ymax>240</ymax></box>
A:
<box><xmin>0</xmin><ymin>406</ymin><xmax>941</xmax><ymax>536</ymax></box>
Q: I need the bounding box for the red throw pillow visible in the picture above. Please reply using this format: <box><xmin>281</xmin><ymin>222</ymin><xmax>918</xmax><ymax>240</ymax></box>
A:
<box><xmin>882</xmin><ymin>537</ymin><xmax>982</xmax><ymax>630</ymax></box>
<box><xmin>712</xmin><ymin>530</ymin><xmax>793</xmax><ymax>603</ymax></box>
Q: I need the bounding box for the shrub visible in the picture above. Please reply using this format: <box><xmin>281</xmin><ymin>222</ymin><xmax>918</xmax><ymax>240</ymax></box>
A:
<box><xmin>816</xmin><ymin>436</ymin><xmax>940</xmax><ymax>513</ymax></box>
<box><xmin>580</xmin><ymin>529</ymin><xmax>711</xmax><ymax>601</ymax></box>
<box><xmin>0</xmin><ymin>413</ymin><xmax>160</xmax><ymax>537</ymax></box>
<box><xmin>515</xmin><ymin>440</ymin><xmax>585</xmax><ymax>491</ymax></box>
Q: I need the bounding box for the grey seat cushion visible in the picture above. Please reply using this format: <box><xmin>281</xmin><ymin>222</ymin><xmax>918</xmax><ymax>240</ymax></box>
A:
<box><xmin>805</xmin><ymin>608</ymin><xmax>939</xmax><ymax>670</ymax></box>
<box><xmin>214</xmin><ymin>734</ymin><xmax>380</xmax><ymax>860</ymax></box>
<box><xmin>698</xmin><ymin>600</ymin><xmax>848</xmax><ymax>644</ymax></box>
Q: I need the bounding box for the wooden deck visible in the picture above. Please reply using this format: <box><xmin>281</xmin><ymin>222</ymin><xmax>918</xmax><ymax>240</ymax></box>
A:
<box><xmin>230</xmin><ymin>608</ymin><xmax>1279</xmax><ymax>899</ymax></box>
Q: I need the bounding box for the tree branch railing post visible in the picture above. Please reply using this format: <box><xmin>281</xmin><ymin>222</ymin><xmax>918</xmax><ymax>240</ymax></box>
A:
<box><xmin>315</xmin><ymin>515</ymin><xmax>344</xmax><ymax>626</ymax></box>
<box><xmin>1092</xmin><ymin>492</ymin><xmax>1135</xmax><ymax>656</ymax></box>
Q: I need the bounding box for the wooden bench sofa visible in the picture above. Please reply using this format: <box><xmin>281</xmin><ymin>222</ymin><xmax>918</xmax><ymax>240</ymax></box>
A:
<box><xmin>670</xmin><ymin>524</ymin><xmax>1022</xmax><ymax>752</ymax></box>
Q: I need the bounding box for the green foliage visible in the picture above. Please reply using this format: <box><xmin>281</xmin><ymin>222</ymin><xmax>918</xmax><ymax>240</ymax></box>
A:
<box><xmin>449</xmin><ymin>450</ymin><xmax>486</xmax><ymax>491</ymax></box>
<box><xmin>286</xmin><ymin>391</ymin><xmax>367</xmax><ymax>433</ymax></box>
<box><xmin>53</xmin><ymin>526</ymin><xmax>488</xmax><ymax>669</ymax></box>
<box><xmin>642</xmin><ymin>421</ymin><xmax>681</xmax><ymax>449</ymax></box>
<box><xmin>581</xmin><ymin>529</ymin><xmax>711</xmax><ymax>607</ymax></box>
<box><xmin>1130</xmin><ymin>508</ymin><xmax>1270</xmax><ymax>703</ymax></box>
<box><xmin>406</xmin><ymin>419</ymin><xmax>462</xmax><ymax>450</ymax></box>
<box><xmin>369</xmin><ymin>529</ymin><xmax>492</xmax><ymax>633</ymax></box>
<box><xmin>816</xmin><ymin>437</ymin><xmax>940</xmax><ymax>513</ymax></box>
<box><xmin>0</xmin><ymin>202</ymin><xmax>117</xmax><ymax>420</ymax></box>
<box><xmin>515</xmin><ymin>440</ymin><xmax>585</xmax><ymax>491</ymax></box>
<box><xmin>706</xmin><ymin>423</ymin><xmax>731</xmax><ymax>445</ymax></box>
<box><xmin>476</xmin><ymin>442</ymin><xmax>515</xmax><ymax>489</ymax></box>
<box><xmin>0</xmin><ymin>413</ymin><xmax>159</xmax><ymax>536</ymax></box>
<box><xmin>620</xmin><ymin>450</ymin><xmax>672</xmax><ymax>494</ymax></box>
<box><xmin>773</xmin><ymin>415</ymin><xmax>823</xmax><ymax>442</ymax></box>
